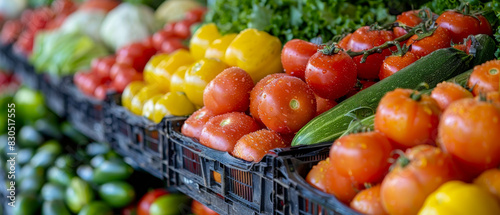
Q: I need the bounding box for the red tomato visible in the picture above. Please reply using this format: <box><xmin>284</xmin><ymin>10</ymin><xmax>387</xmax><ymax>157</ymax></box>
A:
<box><xmin>467</xmin><ymin>60</ymin><xmax>500</xmax><ymax>96</ymax></box>
<box><xmin>337</xmin><ymin>33</ymin><xmax>351</xmax><ymax>50</ymax></box>
<box><xmin>110</xmin><ymin>63</ymin><xmax>137</xmax><ymax>80</ymax></box>
<box><xmin>112</xmin><ymin>68</ymin><xmax>142</xmax><ymax>93</ymax></box>
<box><xmin>0</xmin><ymin>20</ymin><xmax>22</xmax><ymax>44</ymax></box>
<box><xmin>249</xmin><ymin>73</ymin><xmax>288</xmax><ymax>124</ymax></box>
<box><xmin>199</xmin><ymin>112</ymin><xmax>260</xmax><ymax>152</ymax></box>
<box><xmin>436</xmin><ymin>11</ymin><xmax>492</xmax><ymax>43</ymax></box>
<box><xmin>305</xmin><ymin>159</ymin><xmax>331</xmax><ymax>193</ymax></box>
<box><xmin>380</xmin><ymin>145</ymin><xmax>462</xmax><ymax>215</ymax></box>
<box><xmin>394</xmin><ymin>10</ymin><xmax>423</xmax><ymax>38</ymax></box>
<box><xmin>350</xmin><ymin>185</ymin><xmax>388</xmax><ymax>215</ymax></box>
<box><xmin>94</xmin><ymin>84</ymin><xmax>110</xmax><ymax>100</ymax></box>
<box><xmin>347</xmin><ymin>26</ymin><xmax>395</xmax><ymax>80</ymax></box>
<box><xmin>164</xmin><ymin>22</ymin><xmax>176</xmax><ymax>32</ymax></box>
<box><xmin>181</xmin><ymin>107</ymin><xmax>217</xmax><ymax>139</ymax></box>
<box><xmin>330</xmin><ymin>132</ymin><xmax>393</xmax><ymax>184</ymax></box>
<box><xmin>379</xmin><ymin>51</ymin><xmax>419</xmax><ymax>80</ymax></box>
<box><xmin>305</xmin><ymin>50</ymin><xmax>357</xmax><ymax>100</ymax></box>
<box><xmin>185</xmin><ymin>8</ymin><xmax>206</xmax><ymax>23</ymax></box>
<box><xmin>79</xmin><ymin>0</ymin><xmax>120</xmax><ymax>12</ymax></box>
<box><xmin>374</xmin><ymin>89</ymin><xmax>441</xmax><ymax>149</ymax></box>
<box><xmin>74</xmin><ymin>71</ymin><xmax>88</xmax><ymax>90</ymax></box>
<box><xmin>203</xmin><ymin>67</ymin><xmax>254</xmax><ymax>115</ymax></box>
<box><xmin>485</xmin><ymin>91</ymin><xmax>500</xmax><ymax>104</ymax></box>
<box><xmin>174</xmin><ymin>19</ymin><xmax>195</xmax><ymax>39</ymax></box>
<box><xmin>137</xmin><ymin>189</ymin><xmax>169</xmax><ymax>215</ymax></box>
<box><xmin>345</xmin><ymin>80</ymin><xmax>377</xmax><ymax>98</ymax></box>
<box><xmin>152</xmin><ymin>30</ymin><xmax>175</xmax><ymax>51</ymax></box>
<box><xmin>232</xmin><ymin>129</ymin><xmax>288</xmax><ymax>162</ymax></box>
<box><xmin>407</xmin><ymin>27</ymin><xmax>452</xmax><ymax>57</ymax></box>
<box><xmin>430</xmin><ymin>81</ymin><xmax>473</xmax><ymax>110</ymax></box>
<box><xmin>438</xmin><ymin>98</ymin><xmax>500</xmax><ymax>178</ymax></box>
<box><xmin>474</xmin><ymin>169</ymin><xmax>500</xmax><ymax>202</ymax></box>
<box><xmin>116</xmin><ymin>42</ymin><xmax>156</xmax><ymax>72</ymax></box>
<box><xmin>281</xmin><ymin>39</ymin><xmax>320</xmax><ymax>80</ymax></box>
<box><xmin>160</xmin><ymin>38</ymin><xmax>187</xmax><ymax>54</ymax></box>
<box><xmin>315</xmin><ymin>94</ymin><xmax>337</xmax><ymax>116</ymax></box>
<box><xmin>258</xmin><ymin>76</ymin><xmax>316</xmax><ymax>133</ymax></box>
<box><xmin>96</xmin><ymin>56</ymin><xmax>116</xmax><ymax>78</ymax></box>
<box><xmin>191</xmin><ymin>200</ymin><xmax>218</xmax><ymax>215</ymax></box>
<box><xmin>52</xmin><ymin>0</ymin><xmax>77</xmax><ymax>14</ymax></box>
<box><xmin>80</xmin><ymin>74</ymin><xmax>103</xmax><ymax>96</ymax></box>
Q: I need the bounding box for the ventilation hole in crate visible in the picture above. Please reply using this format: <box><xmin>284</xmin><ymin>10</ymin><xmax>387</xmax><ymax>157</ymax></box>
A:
<box><xmin>118</xmin><ymin>118</ymin><xmax>128</xmax><ymax>136</ymax></box>
<box><xmin>212</xmin><ymin>171</ymin><xmax>221</xmax><ymax>184</ymax></box>
<box><xmin>228</xmin><ymin>169</ymin><xmax>253</xmax><ymax>202</ymax></box>
<box><xmin>182</xmin><ymin>147</ymin><xmax>202</xmax><ymax>176</ymax></box>
<box><xmin>145</xmin><ymin>130</ymin><xmax>160</xmax><ymax>152</ymax></box>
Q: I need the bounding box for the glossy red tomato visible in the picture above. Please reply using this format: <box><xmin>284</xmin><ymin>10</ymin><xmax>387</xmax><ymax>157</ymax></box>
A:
<box><xmin>347</xmin><ymin>26</ymin><xmax>395</xmax><ymax>80</ymax></box>
<box><xmin>380</xmin><ymin>145</ymin><xmax>462</xmax><ymax>215</ymax></box>
<box><xmin>350</xmin><ymin>185</ymin><xmax>388</xmax><ymax>215</ymax></box>
<box><xmin>315</xmin><ymin>94</ymin><xmax>337</xmax><ymax>116</ymax></box>
<box><xmin>438</xmin><ymin>98</ymin><xmax>500</xmax><ymax>178</ymax></box>
<box><xmin>344</xmin><ymin>80</ymin><xmax>377</xmax><ymax>99</ymax></box>
<box><xmin>200</xmin><ymin>112</ymin><xmax>260</xmax><ymax>152</ymax></box>
<box><xmin>137</xmin><ymin>189</ymin><xmax>169</xmax><ymax>215</ymax></box>
<box><xmin>92</xmin><ymin>56</ymin><xmax>116</xmax><ymax>78</ymax></box>
<box><xmin>258</xmin><ymin>76</ymin><xmax>316</xmax><ymax>133</ymax></box>
<box><xmin>94</xmin><ymin>84</ymin><xmax>110</xmax><ymax>100</ymax></box>
<box><xmin>185</xmin><ymin>8</ymin><xmax>206</xmax><ymax>23</ymax></box>
<box><xmin>379</xmin><ymin>51</ymin><xmax>419</xmax><ymax>80</ymax></box>
<box><xmin>152</xmin><ymin>30</ymin><xmax>175</xmax><ymax>51</ymax></box>
<box><xmin>431</xmin><ymin>81</ymin><xmax>473</xmax><ymax>110</ymax></box>
<box><xmin>111</xmin><ymin>68</ymin><xmax>142</xmax><ymax>93</ymax></box>
<box><xmin>160</xmin><ymin>38</ymin><xmax>187</xmax><ymax>54</ymax></box>
<box><xmin>305</xmin><ymin>50</ymin><xmax>357</xmax><ymax>100</ymax></box>
<box><xmin>79</xmin><ymin>73</ymin><xmax>104</xmax><ymax>96</ymax></box>
<box><xmin>337</xmin><ymin>33</ymin><xmax>351</xmax><ymax>50</ymax></box>
<box><xmin>110</xmin><ymin>63</ymin><xmax>137</xmax><ymax>80</ymax></box>
<box><xmin>174</xmin><ymin>19</ymin><xmax>195</xmax><ymax>39</ymax></box>
<box><xmin>203</xmin><ymin>67</ymin><xmax>254</xmax><ymax>115</ymax></box>
<box><xmin>468</xmin><ymin>60</ymin><xmax>500</xmax><ymax>96</ymax></box>
<box><xmin>407</xmin><ymin>27</ymin><xmax>452</xmax><ymax>57</ymax></box>
<box><xmin>232</xmin><ymin>129</ymin><xmax>287</xmax><ymax>162</ymax></box>
<box><xmin>249</xmin><ymin>73</ymin><xmax>288</xmax><ymax>124</ymax></box>
<box><xmin>394</xmin><ymin>10</ymin><xmax>423</xmax><ymax>38</ymax></box>
<box><xmin>330</xmin><ymin>132</ymin><xmax>393</xmax><ymax>184</ymax></box>
<box><xmin>116</xmin><ymin>42</ymin><xmax>156</xmax><ymax>72</ymax></box>
<box><xmin>181</xmin><ymin>107</ymin><xmax>217</xmax><ymax>139</ymax></box>
<box><xmin>164</xmin><ymin>22</ymin><xmax>176</xmax><ymax>32</ymax></box>
<box><xmin>436</xmin><ymin>11</ymin><xmax>492</xmax><ymax>43</ymax></box>
<box><xmin>191</xmin><ymin>200</ymin><xmax>218</xmax><ymax>215</ymax></box>
<box><xmin>79</xmin><ymin>0</ymin><xmax>120</xmax><ymax>12</ymax></box>
<box><xmin>281</xmin><ymin>39</ymin><xmax>320</xmax><ymax>80</ymax></box>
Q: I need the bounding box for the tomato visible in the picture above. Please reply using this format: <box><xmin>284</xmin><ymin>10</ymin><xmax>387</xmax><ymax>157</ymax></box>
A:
<box><xmin>170</xmin><ymin>66</ymin><xmax>188</xmax><ymax>93</ymax></box>
<box><xmin>394</xmin><ymin>10</ymin><xmax>423</xmax><ymax>38</ymax></box>
<box><xmin>315</xmin><ymin>94</ymin><xmax>337</xmax><ymax>116</ymax></box>
<box><xmin>122</xmin><ymin>81</ymin><xmax>146</xmax><ymax>110</ymax></box>
<box><xmin>142</xmin><ymin>95</ymin><xmax>163</xmax><ymax>120</ymax></box>
<box><xmin>305</xmin><ymin>50</ymin><xmax>357</xmax><ymax>100</ymax></box>
<box><xmin>203</xmin><ymin>67</ymin><xmax>254</xmax><ymax>115</ymax></box>
<box><xmin>79</xmin><ymin>73</ymin><xmax>105</xmax><ymax>96</ymax></box>
<box><xmin>130</xmin><ymin>85</ymin><xmax>163</xmax><ymax>115</ymax></box>
<box><xmin>337</xmin><ymin>33</ymin><xmax>351</xmax><ymax>50</ymax></box>
<box><xmin>232</xmin><ymin>129</ymin><xmax>287</xmax><ymax>162</ymax></box>
<box><xmin>330</xmin><ymin>132</ymin><xmax>392</xmax><ymax>184</ymax></box>
<box><xmin>436</xmin><ymin>11</ymin><xmax>492</xmax><ymax>43</ymax></box>
<box><xmin>380</xmin><ymin>145</ymin><xmax>462</xmax><ymax>215</ymax></box>
<box><xmin>111</xmin><ymin>66</ymin><xmax>142</xmax><ymax>93</ymax></box>
<box><xmin>281</xmin><ymin>39</ymin><xmax>320</xmax><ymax>80</ymax></box>
<box><xmin>110</xmin><ymin>63</ymin><xmax>134</xmax><ymax>80</ymax></box>
<box><xmin>347</xmin><ymin>26</ymin><xmax>395</xmax><ymax>80</ymax></box>
<box><xmin>181</xmin><ymin>107</ymin><xmax>217</xmax><ymax>139</ymax></box>
<box><xmin>485</xmin><ymin>91</ymin><xmax>500</xmax><ymax>104</ymax></box>
<box><xmin>350</xmin><ymin>185</ymin><xmax>388</xmax><ymax>215</ymax></box>
<box><xmin>407</xmin><ymin>27</ymin><xmax>452</xmax><ymax>57</ymax></box>
<box><xmin>258</xmin><ymin>76</ymin><xmax>316</xmax><ymax>133</ymax></box>
<box><xmin>467</xmin><ymin>60</ymin><xmax>500</xmax><ymax>96</ymax></box>
<box><xmin>306</xmin><ymin>159</ymin><xmax>331</xmax><ymax>193</ymax></box>
<box><xmin>152</xmin><ymin>92</ymin><xmax>196</xmax><ymax>123</ymax></box>
<box><xmin>137</xmin><ymin>189</ymin><xmax>169</xmax><ymax>215</ymax></box>
<box><xmin>174</xmin><ymin>19</ymin><xmax>195</xmax><ymax>39</ymax></box>
<box><xmin>438</xmin><ymin>98</ymin><xmax>500</xmax><ymax>177</ymax></box>
<box><xmin>379</xmin><ymin>51</ymin><xmax>419</xmax><ymax>80</ymax></box>
<box><xmin>474</xmin><ymin>169</ymin><xmax>500</xmax><ymax>202</ymax></box>
<box><xmin>184</xmin><ymin>58</ymin><xmax>228</xmax><ymax>107</ymax></box>
<box><xmin>94</xmin><ymin>84</ymin><xmax>110</xmax><ymax>100</ymax></box>
<box><xmin>200</xmin><ymin>112</ymin><xmax>260</xmax><ymax>152</ymax></box>
<box><xmin>192</xmin><ymin>200</ymin><xmax>218</xmax><ymax>215</ymax></box>
<box><xmin>345</xmin><ymin>80</ymin><xmax>377</xmax><ymax>98</ymax></box>
<box><xmin>79</xmin><ymin>0</ymin><xmax>120</xmax><ymax>12</ymax></box>
<box><xmin>249</xmin><ymin>73</ymin><xmax>288</xmax><ymax>124</ymax></box>
<box><xmin>375</xmin><ymin>88</ymin><xmax>441</xmax><ymax>149</ymax></box>
<box><xmin>116</xmin><ymin>42</ymin><xmax>156</xmax><ymax>72</ymax></box>
<box><xmin>185</xmin><ymin>8</ymin><xmax>206</xmax><ymax>23</ymax></box>
<box><xmin>205</xmin><ymin>34</ymin><xmax>237</xmax><ymax>63</ymax></box>
<box><xmin>431</xmin><ymin>81</ymin><xmax>473</xmax><ymax>110</ymax></box>
<box><xmin>95</xmin><ymin>56</ymin><xmax>116</xmax><ymax>79</ymax></box>
<box><xmin>152</xmin><ymin>30</ymin><xmax>175</xmax><ymax>51</ymax></box>
<box><xmin>160</xmin><ymin>37</ymin><xmax>187</xmax><ymax>54</ymax></box>
<box><xmin>0</xmin><ymin>20</ymin><xmax>22</xmax><ymax>44</ymax></box>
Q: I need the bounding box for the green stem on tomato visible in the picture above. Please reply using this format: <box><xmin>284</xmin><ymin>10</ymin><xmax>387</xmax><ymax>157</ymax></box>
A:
<box><xmin>346</xmin><ymin>30</ymin><xmax>415</xmax><ymax>63</ymax></box>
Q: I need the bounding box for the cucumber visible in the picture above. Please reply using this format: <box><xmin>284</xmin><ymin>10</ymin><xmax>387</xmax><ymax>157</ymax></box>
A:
<box><xmin>42</xmin><ymin>200</ymin><xmax>71</xmax><ymax>215</ymax></box>
<box><xmin>98</xmin><ymin>181</ymin><xmax>135</xmax><ymax>208</ymax></box>
<box><xmin>471</xmin><ymin>34</ymin><xmax>496</xmax><ymax>67</ymax></box>
<box><xmin>293</xmin><ymin>48</ymin><xmax>475</xmax><ymax>146</ymax></box>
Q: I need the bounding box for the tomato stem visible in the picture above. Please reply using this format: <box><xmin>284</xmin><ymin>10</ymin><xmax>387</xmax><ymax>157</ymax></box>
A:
<box><xmin>346</xmin><ymin>30</ymin><xmax>415</xmax><ymax>63</ymax></box>
<box><xmin>396</xmin><ymin>155</ymin><xmax>411</xmax><ymax>168</ymax></box>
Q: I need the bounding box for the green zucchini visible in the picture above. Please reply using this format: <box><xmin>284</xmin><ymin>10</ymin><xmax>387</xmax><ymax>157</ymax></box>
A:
<box><xmin>293</xmin><ymin>48</ymin><xmax>477</xmax><ymax>146</ymax></box>
<box><xmin>471</xmin><ymin>34</ymin><xmax>496</xmax><ymax>67</ymax></box>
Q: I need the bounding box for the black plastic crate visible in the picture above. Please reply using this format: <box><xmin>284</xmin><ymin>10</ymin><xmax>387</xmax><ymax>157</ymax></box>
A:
<box><xmin>105</xmin><ymin>104</ymin><xmax>171</xmax><ymax>179</ymax></box>
<box><xmin>65</xmin><ymin>82</ymin><xmax>119</xmax><ymax>142</ymax></box>
<box><xmin>11</xmin><ymin>52</ymin><xmax>41</xmax><ymax>90</ymax></box>
<box><xmin>277</xmin><ymin>154</ymin><xmax>363</xmax><ymax>215</ymax></box>
<box><xmin>165</xmin><ymin>118</ymin><xmax>331</xmax><ymax>215</ymax></box>
<box><xmin>39</xmin><ymin>74</ymin><xmax>70</xmax><ymax>117</ymax></box>
<box><xmin>0</xmin><ymin>43</ymin><xmax>16</xmax><ymax>71</ymax></box>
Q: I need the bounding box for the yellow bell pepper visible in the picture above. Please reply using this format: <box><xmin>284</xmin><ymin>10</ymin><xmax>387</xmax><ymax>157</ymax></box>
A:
<box><xmin>184</xmin><ymin>58</ymin><xmax>228</xmax><ymax>107</ymax></box>
<box><xmin>225</xmin><ymin>28</ymin><xmax>283</xmax><ymax>83</ymax></box>
<box><xmin>170</xmin><ymin>66</ymin><xmax>188</xmax><ymax>93</ymax></box>
<box><xmin>152</xmin><ymin>92</ymin><xmax>196</xmax><ymax>123</ymax></box>
<box><xmin>419</xmin><ymin>180</ymin><xmax>500</xmax><ymax>215</ymax></box>
<box><xmin>130</xmin><ymin>85</ymin><xmax>164</xmax><ymax>116</ymax></box>
<box><xmin>144</xmin><ymin>54</ymin><xmax>170</xmax><ymax>85</ymax></box>
<box><xmin>205</xmin><ymin>33</ymin><xmax>237</xmax><ymax>63</ymax></box>
<box><xmin>154</xmin><ymin>49</ymin><xmax>195</xmax><ymax>92</ymax></box>
<box><xmin>189</xmin><ymin>23</ymin><xmax>221</xmax><ymax>60</ymax></box>
<box><xmin>142</xmin><ymin>95</ymin><xmax>163</xmax><ymax>121</ymax></box>
<box><xmin>122</xmin><ymin>81</ymin><xmax>146</xmax><ymax>110</ymax></box>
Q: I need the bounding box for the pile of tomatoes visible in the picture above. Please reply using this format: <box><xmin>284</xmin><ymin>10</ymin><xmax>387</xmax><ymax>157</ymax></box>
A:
<box><xmin>73</xmin><ymin>7</ymin><xmax>205</xmax><ymax>100</ymax></box>
<box><xmin>306</xmin><ymin>58</ymin><xmax>500</xmax><ymax>215</ymax></box>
